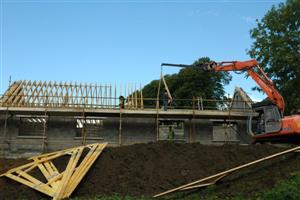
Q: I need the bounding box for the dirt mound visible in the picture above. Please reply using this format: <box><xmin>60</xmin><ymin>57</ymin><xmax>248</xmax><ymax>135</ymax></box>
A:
<box><xmin>1</xmin><ymin>142</ymin><xmax>300</xmax><ymax>200</ymax></box>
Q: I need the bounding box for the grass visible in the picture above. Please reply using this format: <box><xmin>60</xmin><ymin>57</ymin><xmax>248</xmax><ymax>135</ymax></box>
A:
<box><xmin>68</xmin><ymin>172</ymin><xmax>300</xmax><ymax>200</ymax></box>
<box><xmin>70</xmin><ymin>195</ymin><xmax>151</xmax><ymax>200</ymax></box>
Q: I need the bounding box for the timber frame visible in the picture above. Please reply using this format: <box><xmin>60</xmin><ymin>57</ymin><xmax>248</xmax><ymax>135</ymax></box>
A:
<box><xmin>0</xmin><ymin>80</ymin><xmax>143</xmax><ymax>109</ymax></box>
<box><xmin>0</xmin><ymin>143</ymin><xmax>107</xmax><ymax>200</ymax></box>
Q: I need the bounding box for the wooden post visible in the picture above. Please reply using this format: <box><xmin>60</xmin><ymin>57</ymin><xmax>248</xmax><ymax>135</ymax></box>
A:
<box><xmin>81</xmin><ymin>111</ymin><xmax>86</xmax><ymax>145</ymax></box>
<box><xmin>1</xmin><ymin>108</ymin><xmax>9</xmax><ymax>157</ymax></box>
<box><xmin>128</xmin><ymin>83</ymin><xmax>130</xmax><ymax>109</ymax></box>
<box><xmin>114</xmin><ymin>82</ymin><xmax>117</xmax><ymax>109</ymax></box>
<box><xmin>134</xmin><ymin>83</ymin><xmax>137</xmax><ymax>109</ymax></box>
<box><xmin>156</xmin><ymin>73</ymin><xmax>162</xmax><ymax>110</ymax></box>
<box><xmin>85</xmin><ymin>83</ymin><xmax>88</xmax><ymax>108</ymax></box>
<box><xmin>119</xmin><ymin>82</ymin><xmax>123</xmax><ymax>145</ymax></box>
<box><xmin>95</xmin><ymin>83</ymin><xmax>98</xmax><ymax>109</ymax></box>
<box><xmin>156</xmin><ymin>116</ymin><xmax>159</xmax><ymax>141</ymax></box>
<box><xmin>42</xmin><ymin>110</ymin><xmax>48</xmax><ymax>153</ymax></box>
<box><xmin>189</xmin><ymin>118</ymin><xmax>192</xmax><ymax>143</ymax></box>
<box><xmin>100</xmin><ymin>84</ymin><xmax>103</xmax><ymax>109</ymax></box>
<box><xmin>192</xmin><ymin>97</ymin><xmax>196</xmax><ymax>142</ymax></box>
<box><xmin>104</xmin><ymin>83</ymin><xmax>107</xmax><ymax>108</ymax></box>
<box><xmin>124</xmin><ymin>83</ymin><xmax>127</xmax><ymax>109</ymax></box>
<box><xmin>131</xmin><ymin>83</ymin><xmax>134</xmax><ymax>109</ymax></box>
<box><xmin>109</xmin><ymin>83</ymin><xmax>112</xmax><ymax>109</ymax></box>
<box><xmin>119</xmin><ymin>110</ymin><xmax>122</xmax><ymax>146</ymax></box>
<box><xmin>140</xmin><ymin>83</ymin><xmax>144</xmax><ymax>109</ymax></box>
<box><xmin>155</xmin><ymin>68</ymin><xmax>163</xmax><ymax>142</ymax></box>
<box><xmin>119</xmin><ymin>82</ymin><xmax>122</xmax><ymax>109</ymax></box>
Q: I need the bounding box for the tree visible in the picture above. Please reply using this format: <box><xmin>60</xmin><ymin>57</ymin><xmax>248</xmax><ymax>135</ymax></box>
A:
<box><xmin>142</xmin><ymin>57</ymin><xmax>232</xmax><ymax>109</ymax></box>
<box><xmin>248</xmin><ymin>0</ymin><xmax>300</xmax><ymax>114</ymax></box>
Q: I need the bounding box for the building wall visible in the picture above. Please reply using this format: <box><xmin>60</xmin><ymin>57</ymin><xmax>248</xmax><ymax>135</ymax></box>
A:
<box><xmin>0</xmin><ymin>115</ymin><xmax>251</xmax><ymax>158</ymax></box>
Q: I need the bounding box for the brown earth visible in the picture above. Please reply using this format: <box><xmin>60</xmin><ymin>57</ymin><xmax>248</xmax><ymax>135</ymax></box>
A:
<box><xmin>0</xmin><ymin>142</ymin><xmax>300</xmax><ymax>200</ymax></box>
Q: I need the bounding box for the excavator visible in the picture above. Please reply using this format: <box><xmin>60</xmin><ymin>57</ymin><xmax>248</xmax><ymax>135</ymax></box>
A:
<box><xmin>162</xmin><ymin>60</ymin><xmax>300</xmax><ymax>143</ymax></box>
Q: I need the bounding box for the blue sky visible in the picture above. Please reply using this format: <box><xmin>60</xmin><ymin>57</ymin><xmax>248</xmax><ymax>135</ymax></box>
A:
<box><xmin>0</xmin><ymin>0</ymin><xmax>284</xmax><ymax>101</ymax></box>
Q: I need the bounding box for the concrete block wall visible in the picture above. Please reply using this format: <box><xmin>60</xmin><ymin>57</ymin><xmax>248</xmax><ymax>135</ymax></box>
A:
<box><xmin>0</xmin><ymin>114</ymin><xmax>250</xmax><ymax>158</ymax></box>
<box><xmin>122</xmin><ymin>118</ymin><xmax>156</xmax><ymax>145</ymax></box>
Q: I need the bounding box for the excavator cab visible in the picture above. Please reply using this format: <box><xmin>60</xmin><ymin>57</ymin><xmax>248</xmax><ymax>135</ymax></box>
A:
<box><xmin>248</xmin><ymin>103</ymin><xmax>282</xmax><ymax>136</ymax></box>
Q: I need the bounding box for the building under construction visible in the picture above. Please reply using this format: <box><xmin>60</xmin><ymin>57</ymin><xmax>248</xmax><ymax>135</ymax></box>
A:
<box><xmin>0</xmin><ymin>80</ymin><xmax>254</xmax><ymax>158</ymax></box>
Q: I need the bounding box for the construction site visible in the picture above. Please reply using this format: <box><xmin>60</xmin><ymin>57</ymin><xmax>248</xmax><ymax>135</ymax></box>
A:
<box><xmin>1</xmin><ymin>59</ymin><xmax>300</xmax><ymax>200</ymax></box>
<box><xmin>1</xmin><ymin>1</ymin><xmax>300</xmax><ymax>199</ymax></box>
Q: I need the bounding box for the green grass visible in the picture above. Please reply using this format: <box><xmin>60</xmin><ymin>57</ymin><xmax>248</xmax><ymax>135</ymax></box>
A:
<box><xmin>69</xmin><ymin>194</ymin><xmax>151</xmax><ymax>200</ymax></box>
<box><xmin>68</xmin><ymin>172</ymin><xmax>300</xmax><ymax>200</ymax></box>
<box><xmin>260</xmin><ymin>173</ymin><xmax>300</xmax><ymax>200</ymax></box>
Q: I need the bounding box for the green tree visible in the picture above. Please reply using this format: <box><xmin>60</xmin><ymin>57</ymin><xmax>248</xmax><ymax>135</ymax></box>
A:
<box><xmin>248</xmin><ymin>0</ymin><xmax>300</xmax><ymax>114</ymax></box>
<box><xmin>142</xmin><ymin>57</ymin><xmax>232</xmax><ymax>109</ymax></box>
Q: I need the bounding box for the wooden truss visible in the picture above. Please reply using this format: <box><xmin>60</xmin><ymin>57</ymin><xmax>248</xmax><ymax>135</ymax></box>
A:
<box><xmin>153</xmin><ymin>145</ymin><xmax>300</xmax><ymax>198</ymax></box>
<box><xmin>0</xmin><ymin>143</ymin><xmax>107</xmax><ymax>200</ymax></box>
<box><xmin>0</xmin><ymin>80</ymin><xmax>143</xmax><ymax>109</ymax></box>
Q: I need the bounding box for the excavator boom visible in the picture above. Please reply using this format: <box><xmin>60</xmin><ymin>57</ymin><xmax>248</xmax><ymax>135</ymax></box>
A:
<box><xmin>208</xmin><ymin>60</ymin><xmax>285</xmax><ymax>114</ymax></box>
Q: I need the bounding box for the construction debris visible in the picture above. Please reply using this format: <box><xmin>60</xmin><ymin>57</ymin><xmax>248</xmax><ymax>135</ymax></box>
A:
<box><xmin>0</xmin><ymin>143</ymin><xmax>107</xmax><ymax>200</ymax></box>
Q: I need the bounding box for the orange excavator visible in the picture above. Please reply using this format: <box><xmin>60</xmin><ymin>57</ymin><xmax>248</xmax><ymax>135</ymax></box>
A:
<box><xmin>162</xmin><ymin>60</ymin><xmax>300</xmax><ymax>143</ymax></box>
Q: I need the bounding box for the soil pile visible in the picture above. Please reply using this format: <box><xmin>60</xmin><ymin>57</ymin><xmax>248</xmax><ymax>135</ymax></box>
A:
<box><xmin>1</xmin><ymin>142</ymin><xmax>300</xmax><ymax>200</ymax></box>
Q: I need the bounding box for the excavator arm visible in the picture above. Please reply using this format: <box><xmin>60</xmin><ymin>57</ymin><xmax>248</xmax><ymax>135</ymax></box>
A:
<box><xmin>206</xmin><ymin>60</ymin><xmax>285</xmax><ymax>115</ymax></box>
<box><xmin>162</xmin><ymin>60</ymin><xmax>285</xmax><ymax>114</ymax></box>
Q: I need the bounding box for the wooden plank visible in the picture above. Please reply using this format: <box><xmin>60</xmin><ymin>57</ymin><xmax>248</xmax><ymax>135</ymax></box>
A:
<box><xmin>5</xmin><ymin>173</ymin><xmax>54</xmax><ymax>197</ymax></box>
<box><xmin>31</xmin><ymin>81</ymin><xmax>44</xmax><ymax>106</ymax></box>
<box><xmin>1</xmin><ymin>81</ymin><xmax>22</xmax><ymax>104</ymax></box>
<box><xmin>65</xmin><ymin>144</ymin><xmax>105</xmax><ymax>196</ymax></box>
<box><xmin>15</xmin><ymin>170</ymin><xmax>53</xmax><ymax>193</ymax></box>
<box><xmin>54</xmin><ymin>148</ymin><xmax>83</xmax><ymax>199</ymax></box>
<box><xmin>28</xmin><ymin>80</ymin><xmax>39</xmax><ymax>106</ymax></box>
<box><xmin>109</xmin><ymin>83</ymin><xmax>112</xmax><ymax>108</ymax></box>
<box><xmin>140</xmin><ymin>83</ymin><xmax>144</xmax><ymax>109</ymax></box>
<box><xmin>48</xmin><ymin>81</ymin><xmax>54</xmax><ymax>107</ymax></box>
<box><xmin>1</xmin><ymin>162</ymin><xmax>36</xmax><ymax>176</ymax></box>
<box><xmin>161</xmin><ymin>74</ymin><xmax>173</xmax><ymax>102</ymax></box>
<box><xmin>69</xmin><ymin>82</ymin><xmax>76</xmax><ymax>107</ymax></box>
<box><xmin>134</xmin><ymin>83</ymin><xmax>137</xmax><ymax>109</ymax></box>
<box><xmin>180</xmin><ymin>183</ymin><xmax>214</xmax><ymax>191</ymax></box>
<box><xmin>179</xmin><ymin>174</ymin><xmax>228</xmax><ymax>191</ymax></box>
<box><xmin>36</xmin><ymin>162</ymin><xmax>51</xmax><ymax>179</ymax></box>
<box><xmin>64</xmin><ymin>143</ymin><xmax>107</xmax><ymax>198</ymax></box>
<box><xmin>43</xmin><ymin>161</ymin><xmax>61</xmax><ymax>190</ymax></box>
<box><xmin>41</xmin><ymin>81</ymin><xmax>50</xmax><ymax>107</ymax></box>
<box><xmin>34</xmin><ymin>160</ymin><xmax>60</xmax><ymax>190</ymax></box>
<box><xmin>153</xmin><ymin>146</ymin><xmax>300</xmax><ymax>198</ymax></box>
<box><xmin>63</xmin><ymin>144</ymin><xmax>99</xmax><ymax>197</ymax></box>
<box><xmin>114</xmin><ymin>82</ymin><xmax>117</xmax><ymax>109</ymax></box>
<box><xmin>7</xmin><ymin>81</ymin><xmax>24</xmax><ymax>105</ymax></box>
